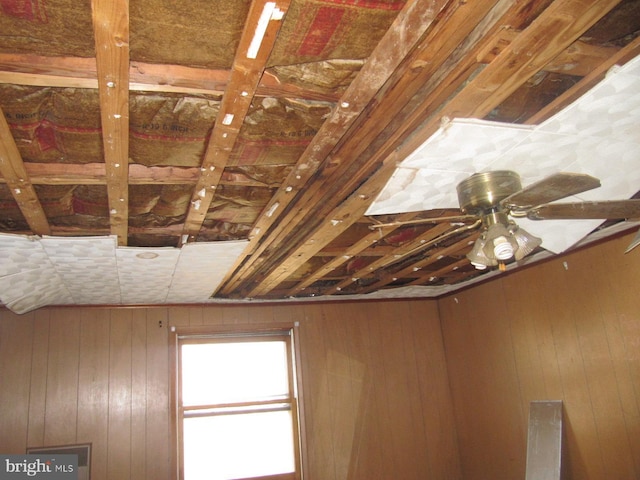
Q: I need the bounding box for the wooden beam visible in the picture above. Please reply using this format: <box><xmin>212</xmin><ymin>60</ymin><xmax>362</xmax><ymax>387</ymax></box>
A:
<box><xmin>358</xmin><ymin>234</ymin><xmax>478</xmax><ymax>294</ymax></box>
<box><xmin>243</xmin><ymin>0</ymin><xmax>622</xmax><ymax>297</ymax></box>
<box><xmin>0</xmin><ymin>163</ymin><xmax>278</xmax><ymax>187</ymax></box>
<box><xmin>13</xmin><ymin>222</ymin><xmax>242</xmax><ymax>239</ymax></box>
<box><xmin>477</xmin><ymin>29</ymin><xmax>620</xmax><ymax>77</ymax></box>
<box><xmin>92</xmin><ymin>0</ymin><xmax>130</xmax><ymax>245</ymax></box>
<box><xmin>217</xmin><ymin>0</ymin><xmax>457</xmax><ymax>297</ymax></box>
<box><xmin>525</xmin><ymin>34</ymin><xmax>640</xmax><ymax>124</ymax></box>
<box><xmin>439</xmin><ymin>0</ymin><xmax>622</xmax><ymax>120</ymax></box>
<box><xmin>240</xmin><ymin>0</ymin><xmax>560</xmax><ymax>298</ymax></box>
<box><xmin>0</xmin><ymin>53</ymin><xmax>339</xmax><ymax>101</ymax></box>
<box><xmin>0</xmin><ymin>108</ymin><xmax>51</xmax><ymax>235</ymax></box>
<box><xmin>321</xmin><ymin>222</ymin><xmax>455</xmax><ymax>296</ymax></box>
<box><xmin>239</xmin><ymin>0</ymin><xmax>521</xmax><ymax>297</ymax></box>
<box><xmin>284</xmin><ymin>212</ymin><xmax>437</xmax><ymax>295</ymax></box>
<box><xmin>408</xmin><ymin>257</ymin><xmax>473</xmax><ymax>287</ymax></box>
<box><xmin>179</xmin><ymin>0</ymin><xmax>292</xmax><ymax>246</ymax></box>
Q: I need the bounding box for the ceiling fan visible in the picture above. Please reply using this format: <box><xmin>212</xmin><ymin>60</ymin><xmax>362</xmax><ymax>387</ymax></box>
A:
<box><xmin>370</xmin><ymin>170</ymin><xmax>640</xmax><ymax>270</ymax></box>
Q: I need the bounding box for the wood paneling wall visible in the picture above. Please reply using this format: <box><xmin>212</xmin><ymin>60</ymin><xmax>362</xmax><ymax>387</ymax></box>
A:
<box><xmin>439</xmin><ymin>231</ymin><xmax>640</xmax><ymax>480</ymax></box>
<box><xmin>0</xmin><ymin>299</ymin><xmax>461</xmax><ymax>480</ymax></box>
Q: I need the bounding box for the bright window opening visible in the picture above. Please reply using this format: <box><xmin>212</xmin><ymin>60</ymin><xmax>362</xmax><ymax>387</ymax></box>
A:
<box><xmin>173</xmin><ymin>329</ymin><xmax>301</xmax><ymax>480</ymax></box>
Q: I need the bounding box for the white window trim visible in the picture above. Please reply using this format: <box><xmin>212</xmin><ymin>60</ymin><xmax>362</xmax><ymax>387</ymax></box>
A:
<box><xmin>169</xmin><ymin>322</ymin><xmax>307</xmax><ymax>480</ymax></box>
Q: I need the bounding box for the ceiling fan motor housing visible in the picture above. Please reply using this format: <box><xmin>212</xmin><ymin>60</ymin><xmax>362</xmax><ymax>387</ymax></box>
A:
<box><xmin>457</xmin><ymin>170</ymin><xmax>522</xmax><ymax>214</ymax></box>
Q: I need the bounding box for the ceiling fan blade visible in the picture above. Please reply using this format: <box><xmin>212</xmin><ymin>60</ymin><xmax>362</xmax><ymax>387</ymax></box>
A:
<box><xmin>526</xmin><ymin>199</ymin><xmax>640</xmax><ymax>220</ymax></box>
<box><xmin>501</xmin><ymin>172</ymin><xmax>601</xmax><ymax>210</ymax></box>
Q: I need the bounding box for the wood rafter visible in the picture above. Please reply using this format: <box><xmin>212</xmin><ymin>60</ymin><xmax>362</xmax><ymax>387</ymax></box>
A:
<box><xmin>0</xmin><ymin>54</ymin><xmax>339</xmax><ymax>102</ymax></box>
<box><xmin>0</xmin><ymin>108</ymin><xmax>50</xmax><ymax>235</ymax></box>
<box><xmin>231</xmin><ymin>0</ymin><xmax>529</xmax><ymax>297</ymax></box>
<box><xmin>0</xmin><ymin>163</ymin><xmax>284</xmax><ymax>187</ymax></box>
<box><xmin>359</xmin><ymin>234</ymin><xmax>480</xmax><ymax>294</ymax></box>
<box><xmin>525</xmin><ymin>34</ymin><xmax>640</xmax><ymax>124</ymax></box>
<box><xmin>217</xmin><ymin>0</ymin><xmax>454</xmax><ymax>297</ymax></box>
<box><xmin>179</xmin><ymin>0</ymin><xmax>292</xmax><ymax>246</ymax></box>
<box><xmin>322</xmin><ymin>222</ymin><xmax>457</xmax><ymax>296</ymax></box>
<box><xmin>409</xmin><ymin>257</ymin><xmax>475</xmax><ymax>286</ymax></box>
<box><xmin>228</xmin><ymin>0</ymin><xmax>624</xmax><ymax>298</ymax></box>
<box><xmin>477</xmin><ymin>29</ymin><xmax>621</xmax><ymax>77</ymax></box>
<box><xmin>92</xmin><ymin>0</ymin><xmax>130</xmax><ymax>245</ymax></box>
<box><xmin>284</xmin><ymin>212</ymin><xmax>434</xmax><ymax>295</ymax></box>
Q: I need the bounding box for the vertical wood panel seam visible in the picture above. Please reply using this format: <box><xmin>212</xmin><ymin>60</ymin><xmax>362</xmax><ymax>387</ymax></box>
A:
<box><xmin>128</xmin><ymin>312</ymin><xmax>133</xmax><ymax>480</ymax></box>
<box><xmin>26</xmin><ymin>313</ymin><xmax>38</xmax><ymax>447</ymax></box>
<box><xmin>500</xmin><ymin>279</ymin><xmax>528</xmax><ymax>430</ymax></box>
<box><xmin>405</xmin><ymin>309</ymin><xmax>434</xmax><ymax>479</ymax></box>
<box><xmin>573</xmin><ymin>291</ymin><xmax>609</xmax><ymax>474</ymax></box>
<box><xmin>434</xmin><ymin>298</ymin><xmax>465</xmax><ymax>476</ymax></box>
<box><xmin>43</xmin><ymin>313</ymin><xmax>53</xmax><ymax>445</ymax></box>
<box><xmin>105</xmin><ymin>311</ymin><xmax>112</xmax><ymax>480</ymax></box>
<box><xmin>602</xmin><ymin>245</ymin><xmax>640</xmax><ymax>478</ymax></box>
<box><xmin>74</xmin><ymin>312</ymin><xmax>84</xmax><ymax>444</ymax></box>
<box><xmin>576</xmin><ymin>246</ymin><xmax>627</xmax><ymax>478</ymax></box>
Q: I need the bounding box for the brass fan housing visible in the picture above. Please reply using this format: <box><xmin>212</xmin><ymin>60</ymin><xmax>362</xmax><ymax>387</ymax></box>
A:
<box><xmin>457</xmin><ymin>170</ymin><xmax>522</xmax><ymax>214</ymax></box>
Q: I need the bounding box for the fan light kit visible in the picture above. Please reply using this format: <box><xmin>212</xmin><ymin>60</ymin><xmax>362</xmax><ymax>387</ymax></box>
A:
<box><xmin>457</xmin><ymin>171</ymin><xmax>542</xmax><ymax>270</ymax></box>
<box><xmin>457</xmin><ymin>170</ymin><xmax>640</xmax><ymax>269</ymax></box>
<box><xmin>466</xmin><ymin>217</ymin><xmax>542</xmax><ymax>270</ymax></box>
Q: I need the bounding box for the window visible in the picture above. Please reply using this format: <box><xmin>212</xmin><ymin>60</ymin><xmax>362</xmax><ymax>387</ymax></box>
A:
<box><xmin>171</xmin><ymin>325</ymin><xmax>303</xmax><ymax>480</ymax></box>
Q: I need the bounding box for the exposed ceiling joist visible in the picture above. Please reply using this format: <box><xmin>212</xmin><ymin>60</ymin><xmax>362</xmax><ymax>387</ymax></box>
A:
<box><xmin>525</xmin><ymin>34</ymin><xmax>640</xmax><ymax>124</ymax></box>
<box><xmin>0</xmin><ymin>54</ymin><xmax>340</xmax><ymax>101</ymax></box>
<box><xmin>359</xmin><ymin>233</ymin><xmax>481</xmax><ymax>295</ymax></box>
<box><xmin>218</xmin><ymin>0</ymin><xmax>457</xmax><ymax>296</ymax></box>
<box><xmin>233</xmin><ymin>0</ymin><xmax>551</xmax><ymax>297</ymax></box>
<box><xmin>92</xmin><ymin>0</ymin><xmax>130</xmax><ymax>245</ymax></box>
<box><xmin>0</xmin><ymin>108</ymin><xmax>50</xmax><ymax>235</ymax></box>
<box><xmin>179</xmin><ymin>0</ymin><xmax>292</xmax><ymax>245</ymax></box>
<box><xmin>319</xmin><ymin>222</ymin><xmax>459</xmax><ymax>296</ymax></box>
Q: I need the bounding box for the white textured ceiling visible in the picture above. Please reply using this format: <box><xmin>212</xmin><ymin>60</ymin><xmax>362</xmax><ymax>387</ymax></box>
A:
<box><xmin>367</xmin><ymin>54</ymin><xmax>640</xmax><ymax>254</ymax></box>
<box><xmin>0</xmin><ymin>235</ymin><xmax>247</xmax><ymax>314</ymax></box>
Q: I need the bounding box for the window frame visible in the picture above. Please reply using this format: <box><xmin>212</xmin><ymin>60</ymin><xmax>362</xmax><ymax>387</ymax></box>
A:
<box><xmin>170</xmin><ymin>323</ymin><xmax>305</xmax><ymax>480</ymax></box>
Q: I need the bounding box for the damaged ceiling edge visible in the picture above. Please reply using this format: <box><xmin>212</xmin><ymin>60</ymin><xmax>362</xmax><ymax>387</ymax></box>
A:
<box><xmin>0</xmin><ymin>234</ymin><xmax>248</xmax><ymax>314</ymax></box>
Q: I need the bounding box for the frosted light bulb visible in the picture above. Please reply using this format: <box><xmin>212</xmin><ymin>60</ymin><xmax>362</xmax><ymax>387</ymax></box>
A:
<box><xmin>493</xmin><ymin>235</ymin><xmax>514</xmax><ymax>260</ymax></box>
<box><xmin>471</xmin><ymin>262</ymin><xmax>487</xmax><ymax>270</ymax></box>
